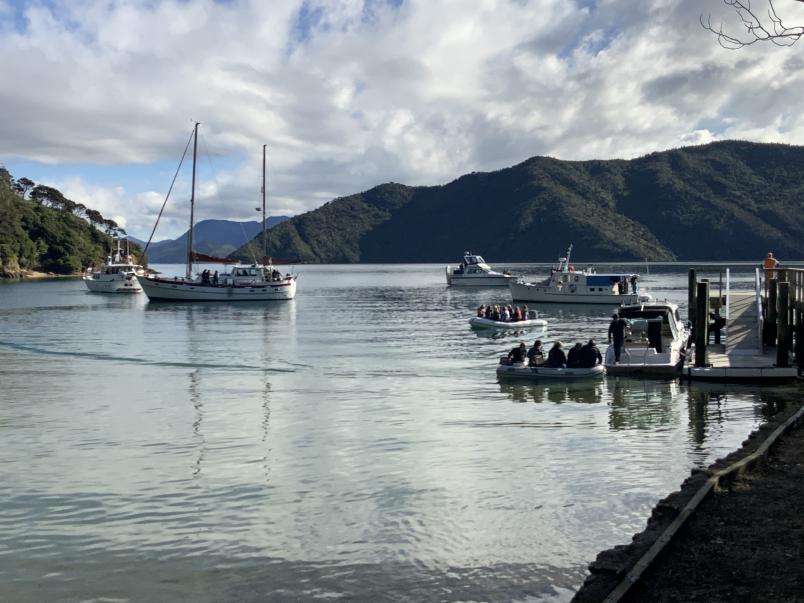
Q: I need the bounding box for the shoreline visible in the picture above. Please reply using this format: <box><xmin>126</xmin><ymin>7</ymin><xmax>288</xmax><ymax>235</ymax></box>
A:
<box><xmin>0</xmin><ymin>270</ymin><xmax>81</xmax><ymax>280</ymax></box>
<box><xmin>571</xmin><ymin>400</ymin><xmax>804</xmax><ymax>602</ymax></box>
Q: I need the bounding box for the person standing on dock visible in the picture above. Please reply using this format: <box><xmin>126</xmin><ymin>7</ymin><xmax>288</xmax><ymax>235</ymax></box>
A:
<box><xmin>763</xmin><ymin>252</ymin><xmax>779</xmax><ymax>278</ymax></box>
<box><xmin>608</xmin><ymin>313</ymin><xmax>628</xmax><ymax>363</ymax></box>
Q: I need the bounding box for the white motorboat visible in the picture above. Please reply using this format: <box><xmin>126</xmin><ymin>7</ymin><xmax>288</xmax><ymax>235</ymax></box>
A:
<box><xmin>446</xmin><ymin>253</ymin><xmax>513</xmax><ymax>287</ymax></box>
<box><xmin>469</xmin><ymin>315</ymin><xmax>547</xmax><ymax>330</ymax></box>
<box><xmin>138</xmin><ymin>126</ymin><xmax>298</xmax><ymax>302</ymax></box>
<box><xmin>604</xmin><ymin>301</ymin><xmax>689</xmax><ymax>377</ymax></box>
<box><xmin>497</xmin><ymin>360</ymin><xmax>606</xmax><ymax>380</ymax></box>
<box><xmin>83</xmin><ymin>239</ymin><xmax>146</xmax><ymax>293</ymax></box>
<box><xmin>509</xmin><ymin>245</ymin><xmax>652</xmax><ymax>304</ymax></box>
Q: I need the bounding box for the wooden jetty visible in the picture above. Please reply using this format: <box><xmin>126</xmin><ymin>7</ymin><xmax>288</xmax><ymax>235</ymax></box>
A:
<box><xmin>683</xmin><ymin>267</ymin><xmax>800</xmax><ymax>382</ymax></box>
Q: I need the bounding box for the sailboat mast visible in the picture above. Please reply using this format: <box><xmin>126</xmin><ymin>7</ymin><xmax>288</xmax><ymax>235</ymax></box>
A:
<box><xmin>186</xmin><ymin>122</ymin><xmax>199</xmax><ymax>279</ymax></box>
<box><xmin>262</xmin><ymin>144</ymin><xmax>267</xmax><ymax>263</ymax></box>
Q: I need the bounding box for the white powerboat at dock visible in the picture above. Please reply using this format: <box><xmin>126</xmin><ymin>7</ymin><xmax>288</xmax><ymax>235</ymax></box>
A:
<box><xmin>83</xmin><ymin>239</ymin><xmax>146</xmax><ymax>293</ymax></box>
<box><xmin>446</xmin><ymin>253</ymin><xmax>513</xmax><ymax>287</ymax></box>
<box><xmin>604</xmin><ymin>301</ymin><xmax>689</xmax><ymax>377</ymax></box>
<box><xmin>509</xmin><ymin>245</ymin><xmax>651</xmax><ymax>304</ymax></box>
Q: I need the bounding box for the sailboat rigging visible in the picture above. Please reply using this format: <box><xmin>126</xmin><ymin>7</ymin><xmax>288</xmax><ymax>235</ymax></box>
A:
<box><xmin>136</xmin><ymin>124</ymin><xmax>298</xmax><ymax>301</ymax></box>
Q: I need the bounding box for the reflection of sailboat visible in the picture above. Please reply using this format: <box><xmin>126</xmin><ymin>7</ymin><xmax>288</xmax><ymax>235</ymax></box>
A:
<box><xmin>137</xmin><ymin>124</ymin><xmax>297</xmax><ymax>301</ymax></box>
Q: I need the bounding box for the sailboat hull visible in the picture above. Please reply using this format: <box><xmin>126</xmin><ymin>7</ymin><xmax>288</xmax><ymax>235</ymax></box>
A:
<box><xmin>137</xmin><ymin>276</ymin><xmax>296</xmax><ymax>301</ymax></box>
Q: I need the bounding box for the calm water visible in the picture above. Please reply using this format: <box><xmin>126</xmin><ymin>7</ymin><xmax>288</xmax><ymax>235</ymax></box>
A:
<box><xmin>0</xmin><ymin>264</ymin><xmax>799</xmax><ymax>602</ymax></box>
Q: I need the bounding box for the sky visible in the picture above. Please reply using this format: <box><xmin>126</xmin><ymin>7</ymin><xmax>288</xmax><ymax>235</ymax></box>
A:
<box><xmin>1</xmin><ymin>0</ymin><xmax>803</xmax><ymax>240</ymax></box>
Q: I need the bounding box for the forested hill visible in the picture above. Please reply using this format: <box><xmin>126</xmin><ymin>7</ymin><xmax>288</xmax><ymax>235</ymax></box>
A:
<box><xmin>0</xmin><ymin>167</ymin><xmax>137</xmax><ymax>277</ymax></box>
<box><xmin>230</xmin><ymin>141</ymin><xmax>804</xmax><ymax>263</ymax></box>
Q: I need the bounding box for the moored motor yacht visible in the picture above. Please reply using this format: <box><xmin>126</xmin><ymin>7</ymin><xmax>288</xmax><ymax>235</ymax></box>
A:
<box><xmin>446</xmin><ymin>252</ymin><xmax>513</xmax><ymax>287</ymax></box>
<box><xmin>604</xmin><ymin>301</ymin><xmax>689</xmax><ymax>377</ymax></box>
<box><xmin>83</xmin><ymin>239</ymin><xmax>146</xmax><ymax>293</ymax></box>
<box><xmin>509</xmin><ymin>245</ymin><xmax>652</xmax><ymax>304</ymax></box>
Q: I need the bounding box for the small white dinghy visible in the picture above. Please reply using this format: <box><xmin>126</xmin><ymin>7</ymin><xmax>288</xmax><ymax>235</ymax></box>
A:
<box><xmin>496</xmin><ymin>359</ymin><xmax>606</xmax><ymax>380</ymax></box>
<box><xmin>469</xmin><ymin>316</ymin><xmax>547</xmax><ymax>330</ymax></box>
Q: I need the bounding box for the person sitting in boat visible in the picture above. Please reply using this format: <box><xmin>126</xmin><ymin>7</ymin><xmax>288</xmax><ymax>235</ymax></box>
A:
<box><xmin>544</xmin><ymin>341</ymin><xmax>567</xmax><ymax>368</ymax></box>
<box><xmin>492</xmin><ymin>305</ymin><xmax>501</xmax><ymax>321</ymax></box>
<box><xmin>630</xmin><ymin>274</ymin><xmax>638</xmax><ymax>294</ymax></box>
<box><xmin>512</xmin><ymin>306</ymin><xmax>522</xmax><ymax>321</ymax></box>
<box><xmin>527</xmin><ymin>340</ymin><xmax>545</xmax><ymax>366</ymax></box>
<box><xmin>477</xmin><ymin>305</ymin><xmax>485</xmax><ymax>318</ymax></box>
<box><xmin>522</xmin><ymin>304</ymin><xmax>530</xmax><ymax>319</ymax></box>
<box><xmin>501</xmin><ymin>306</ymin><xmax>511</xmax><ymax>322</ymax></box>
<box><xmin>484</xmin><ymin>305</ymin><xmax>492</xmax><ymax>319</ymax></box>
<box><xmin>212</xmin><ymin>270</ymin><xmax>219</xmax><ymax>286</ymax></box>
<box><xmin>201</xmin><ymin>269</ymin><xmax>210</xmax><ymax>284</ymax></box>
<box><xmin>567</xmin><ymin>343</ymin><xmax>583</xmax><ymax>368</ymax></box>
<box><xmin>507</xmin><ymin>342</ymin><xmax>527</xmax><ymax>364</ymax></box>
<box><xmin>580</xmin><ymin>339</ymin><xmax>603</xmax><ymax>368</ymax></box>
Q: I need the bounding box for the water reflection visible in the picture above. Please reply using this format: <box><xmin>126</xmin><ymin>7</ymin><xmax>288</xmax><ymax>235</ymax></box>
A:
<box><xmin>608</xmin><ymin>378</ymin><xmax>679</xmax><ymax>431</ymax></box>
<box><xmin>498</xmin><ymin>379</ymin><xmax>605</xmax><ymax>404</ymax></box>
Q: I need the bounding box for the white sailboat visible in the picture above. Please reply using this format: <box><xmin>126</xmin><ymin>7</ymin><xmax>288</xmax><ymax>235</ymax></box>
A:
<box><xmin>83</xmin><ymin>238</ymin><xmax>146</xmax><ymax>293</ymax></box>
<box><xmin>137</xmin><ymin>124</ymin><xmax>297</xmax><ymax>302</ymax></box>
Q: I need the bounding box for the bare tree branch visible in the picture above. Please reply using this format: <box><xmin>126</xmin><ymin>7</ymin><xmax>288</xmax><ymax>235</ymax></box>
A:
<box><xmin>701</xmin><ymin>0</ymin><xmax>804</xmax><ymax>48</ymax></box>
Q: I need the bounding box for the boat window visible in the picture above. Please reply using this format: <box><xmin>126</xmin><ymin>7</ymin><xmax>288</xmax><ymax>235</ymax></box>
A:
<box><xmin>249</xmin><ymin>269</ymin><xmax>257</xmax><ymax>276</ymax></box>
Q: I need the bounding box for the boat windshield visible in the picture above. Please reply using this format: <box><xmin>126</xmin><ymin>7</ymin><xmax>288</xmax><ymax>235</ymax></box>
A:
<box><xmin>464</xmin><ymin>255</ymin><xmax>484</xmax><ymax>265</ymax></box>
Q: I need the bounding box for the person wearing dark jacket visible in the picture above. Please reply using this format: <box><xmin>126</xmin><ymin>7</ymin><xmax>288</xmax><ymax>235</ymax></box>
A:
<box><xmin>608</xmin><ymin>313</ymin><xmax>628</xmax><ymax>363</ymax></box>
<box><xmin>507</xmin><ymin>342</ymin><xmax>527</xmax><ymax>364</ymax></box>
<box><xmin>544</xmin><ymin>341</ymin><xmax>567</xmax><ymax>368</ymax></box>
<box><xmin>527</xmin><ymin>340</ymin><xmax>545</xmax><ymax>367</ymax></box>
<box><xmin>579</xmin><ymin>339</ymin><xmax>603</xmax><ymax>367</ymax></box>
<box><xmin>567</xmin><ymin>343</ymin><xmax>583</xmax><ymax>368</ymax></box>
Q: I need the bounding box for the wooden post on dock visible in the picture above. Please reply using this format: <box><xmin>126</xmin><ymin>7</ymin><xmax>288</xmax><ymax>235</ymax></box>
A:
<box><xmin>795</xmin><ymin>271</ymin><xmax>803</xmax><ymax>372</ymax></box>
<box><xmin>695</xmin><ymin>280</ymin><xmax>709</xmax><ymax>367</ymax></box>
<box><xmin>777</xmin><ymin>281</ymin><xmax>790</xmax><ymax>367</ymax></box>
<box><xmin>688</xmin><ymin>269</ymin><xmax>697</xmax><ymax>327</ymax></box>
<box><xmin>767</xmin><ymin>278</ymin><xmax>778</xmax><ymax>346</ymax></box>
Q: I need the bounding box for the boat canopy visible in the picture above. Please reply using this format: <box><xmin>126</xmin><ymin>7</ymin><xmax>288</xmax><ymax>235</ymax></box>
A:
<box><xmin>586</xmin><ymin>274</ymin><xmax>635</xmax><ymax>286</ymax></box>
<box><xmin>463</xmin><ymin>253</ymin><xmax>485</xmax><ymax>265</ymax></box>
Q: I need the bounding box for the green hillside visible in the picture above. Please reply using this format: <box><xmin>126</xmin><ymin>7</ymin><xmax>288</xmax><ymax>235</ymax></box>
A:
<box><xmin>230</xmin><ymin>141</ymin><xmax>804</xmax><ymax>263</ymax></box>
<box><xmin>0</xmin><ymin>167</ymin><xmax>141</xmax><ymax>277</ymax></box>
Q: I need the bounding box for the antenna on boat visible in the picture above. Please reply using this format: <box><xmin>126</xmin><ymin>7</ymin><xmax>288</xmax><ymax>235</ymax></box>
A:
<box><xmin>186</xmin><ymin>122</ymin><xmax>199</xmax><ymax>280</ymax></box>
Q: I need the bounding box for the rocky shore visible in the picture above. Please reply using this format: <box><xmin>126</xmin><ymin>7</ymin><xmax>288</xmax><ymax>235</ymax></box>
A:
<box><xmin>572</xmin><ymin>400</ymin><xmax>804</xmax><ymax>603</ymax></box>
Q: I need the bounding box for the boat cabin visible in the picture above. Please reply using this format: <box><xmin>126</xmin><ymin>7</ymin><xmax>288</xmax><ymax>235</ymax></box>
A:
<box><xmin>618</xmin><ymin>304</ymin><xmax>684</xmax><ymax>352</ymax></box>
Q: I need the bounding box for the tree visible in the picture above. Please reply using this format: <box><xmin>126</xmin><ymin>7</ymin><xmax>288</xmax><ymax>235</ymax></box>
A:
<box><xmin>85</xmin><ymin>209</ymin><xmax>103</xmax><ymax>229</ymax></box>
<box><xmin>30</xmin><ymin>184</ymin><xmax>67</xmax><ymax>209</ymax></box>
<box><xmin>0</xmin><ymin>166</ymin><xmax>11</xmax><ymax>188</ymax></box>
<box><xmin>14</xmin><ymin>177</ymin><xmax>35</xmax><ymax>199</ymax></box>
<box><xmin>73</xmin><ymin>202</ymin><xmax>86</xmax><ymax>218</ymax></box>
<box><xmin>702</xmin><ymin>0</ymin><xmax>804</xmax><ymax>48</ymax></box>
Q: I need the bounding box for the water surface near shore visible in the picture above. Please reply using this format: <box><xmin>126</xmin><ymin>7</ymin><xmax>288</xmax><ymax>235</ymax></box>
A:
<box><xmin>0</xmin><ymin>264</ymin><xmax>799</xmax><ymax>602</ymax></box>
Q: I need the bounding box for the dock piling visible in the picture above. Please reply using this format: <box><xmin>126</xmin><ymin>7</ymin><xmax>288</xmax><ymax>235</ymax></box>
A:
<box><xmin>777</xmin><ymin>281</ymin><xmax>790</xmax><ymax>367</ymax></box>
<box><xmin>766</xmin><ymin>278</ymin><xmax>778</xmax><ymax>346</ymax></box>
<box><xmin>688</xmin><ymin>269</ymin><xmax>697</xmax><ymax>327</ymax></box>
<box><xmin>695</xmin><ymin>280</ymin><xmax>709</xmax><ymax>368</ymax></box>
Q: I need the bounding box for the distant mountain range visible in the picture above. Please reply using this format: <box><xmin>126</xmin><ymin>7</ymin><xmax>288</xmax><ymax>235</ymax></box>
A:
<box><xmin>229</xmin><ymin>141</ymin><xmax>804</xmax><ymax>263</ymax></box>
<box><xmin>132</xmin><ymin>217</ymin><xmax>288</xmax><ymax>263</ymax></box>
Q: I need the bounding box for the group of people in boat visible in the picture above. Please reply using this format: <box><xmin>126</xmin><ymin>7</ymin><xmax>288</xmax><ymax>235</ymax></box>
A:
<box><xmin>200</xmin><ymin>269</ymin><xmax>219</xmax><ymax>285</ymax></box>
<box><xmin>506</xmin><ymin>339</ymin><xmax>603</xmax><ymax>368</ymax></box>
<box><xmin>477</xmin><ymin>304</ymin><xmax>532</xmax><ymax>322</ymax></box>
<box><xmin>615</xmin><ymin>275</ymin><xmax>639</xmax><ymax>295</ymax></box>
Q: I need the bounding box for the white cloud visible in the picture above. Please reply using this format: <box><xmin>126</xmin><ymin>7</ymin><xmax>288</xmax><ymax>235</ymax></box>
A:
<box><xmin>2</xmin><ymin>0</ymin><xmax>804</xmax><ymax>238</ymax></box>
